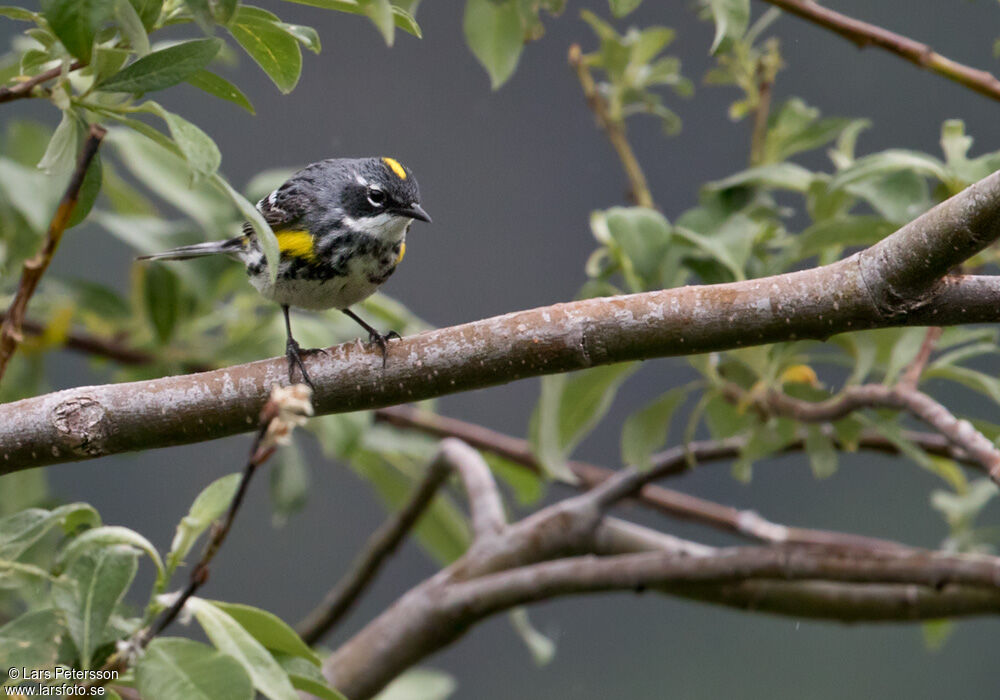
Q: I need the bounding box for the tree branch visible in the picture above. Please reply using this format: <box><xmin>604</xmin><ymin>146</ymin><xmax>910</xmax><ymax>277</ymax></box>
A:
<box><xmin>375</xmin><ymin>406</ymin><xmax>919</xmax><ymax>552</ymax></box>
<box><xmin>0</xmin><ymin>60</ymin><xmax>83</xmax><ymax>104</ymax></box>
<box><xmin>740</xmin><ymin>383</ymin><xmax>1000</xmax><ymax>482</ymax></box>
<box><xmin>296</xmin><ymin>438</ymin><xmax>506</xmax><ymax>645</ymax></box>
<box><xmin>0</xmin><ymin>124</ymin><xmax>105</xmax><ymax>384</ymax></box>
<box><xmin>6</xmin><ymin>166</ymin><xmax>1000</xmax><ymax>470</ymax></box>
<box><xmin>568</xmin><ymin>44</ymin><xmax>655</xmax><ymax>208</ymax></box>
<box><xmin>93</xmin><ymin>384</ymin><xmax>313</xmax><ymax>682</ymax></box>
<box><xmin>757</xmin><ymin>0</ymin><xmax>1000</xmax><ymax>103</ymax></box>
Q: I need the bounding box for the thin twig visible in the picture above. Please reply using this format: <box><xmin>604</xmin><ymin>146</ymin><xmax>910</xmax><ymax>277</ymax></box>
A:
<box><xmin>92</xmin><ymin>385</ymin><xmax>313</xmax><ymax>684</ymax></box>
<box><xmin>0</xmin><ymin>60</ymin><xmax>83</xmax><ymax>104</ymax></box>
<box><xmin>757</xmin><ymin>0</ymin><xmax>1000</xmax><ymax>103</ymax></box>
<box><xmin>899</xmin><ymin>326</ymin><xmax>942</xmax><ymax>389</ymax></box>
<box><xmin>568</xmin><ymin>44</ymin><xmax>654</xmax><ymax>208</ymax></box>
<box><xmin>734</xmin><ymin>383</ymin><xmax>1000</xmax><ymax>482</ymax></box>
<box><xmin>748</xmin><ymin>62</ymin><xmax>774</xmax><ymax>166</ymax></box>
<box><xmin>0</xmin><ymin>123</ymin><xmax>105</xmax><ymax>384</ymax></box>
<box><xmin>296</xmin><ymin>448</ymin><xmax>452</xmax><ymax>644</ymax></box>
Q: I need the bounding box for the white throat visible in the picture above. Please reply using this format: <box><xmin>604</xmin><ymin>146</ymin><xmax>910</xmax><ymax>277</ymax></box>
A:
<box><xmin>345</xmin><ymin>213</ymin><xmax>410</xmax><ymax>243</ymax></box>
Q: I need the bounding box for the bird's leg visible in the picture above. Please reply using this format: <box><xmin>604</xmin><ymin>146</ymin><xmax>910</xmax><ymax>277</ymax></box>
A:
<box><xmin>283</xmin><ymin>305</ymin><xmax>319</xmax><ymax>390</ymax></box>
<box><xmin>342</xmin><ymin>308</ymin><xmax>399</xmax><ymax>367</ymax></box>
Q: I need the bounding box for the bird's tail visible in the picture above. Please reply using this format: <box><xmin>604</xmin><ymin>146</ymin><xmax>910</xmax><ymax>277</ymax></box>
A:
<box><xmin>137</xmin><ymin>237</ymin><xmax>243</xmax><ymax>262</ymax></box>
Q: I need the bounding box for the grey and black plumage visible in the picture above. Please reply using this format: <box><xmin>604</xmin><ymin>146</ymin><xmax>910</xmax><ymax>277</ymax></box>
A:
<box><xmin>139</xmin><ymin>157</ymin><xmax>431</xmax><ymax>387</ymax></box>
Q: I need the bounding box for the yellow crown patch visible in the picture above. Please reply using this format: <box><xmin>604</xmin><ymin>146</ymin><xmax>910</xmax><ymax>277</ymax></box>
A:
<box><xmin>382</xmin><ymin>157</ymin><xmax>407</xmax><ymax>180</ymax></box>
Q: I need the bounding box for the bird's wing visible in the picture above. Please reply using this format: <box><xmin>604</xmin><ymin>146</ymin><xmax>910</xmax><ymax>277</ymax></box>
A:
<box><xmin>243</xmin><ymin>183</ymin><xmax>312</xmax><ymax>238</ymax></box>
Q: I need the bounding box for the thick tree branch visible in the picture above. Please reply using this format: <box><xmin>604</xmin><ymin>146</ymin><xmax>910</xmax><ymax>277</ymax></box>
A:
<box><xmin>757</xmin><ymin>0</ymin><xmax>1000</xmax><ymax>103</ymax></box>
<box><xmin>6</xmin><ymin>167</ymin><xmax>1000</xmax><ymax>470</ymax></box>
<box><xmin>0</xmin><ymin>124</ymin><xmax>105</xmax><ymax>384</ymax></box>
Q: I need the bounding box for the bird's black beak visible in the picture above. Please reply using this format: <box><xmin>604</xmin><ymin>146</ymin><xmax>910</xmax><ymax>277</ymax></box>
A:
<box><xmin>396</xmin><ymin>203</ymin><xmax>432</xmax><ymax>223</ymax></box>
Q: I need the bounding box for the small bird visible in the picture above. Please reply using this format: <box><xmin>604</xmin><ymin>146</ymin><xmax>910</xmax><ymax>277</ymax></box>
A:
<box><xmin>139</xmin><ymin>157</ymin><xmax>431</xmax><ymax>388</ymax></box>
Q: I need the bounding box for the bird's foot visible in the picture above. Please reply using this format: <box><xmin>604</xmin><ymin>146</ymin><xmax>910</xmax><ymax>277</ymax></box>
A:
<box><xmin>285</xmin><ymin>339</ymin><xmax>326</xmax><ymax>390</ymax></box>
<box><xmin>367</xmin><ymin>329</ymin><xmax>400</xmax><ymax>367</ymax></box>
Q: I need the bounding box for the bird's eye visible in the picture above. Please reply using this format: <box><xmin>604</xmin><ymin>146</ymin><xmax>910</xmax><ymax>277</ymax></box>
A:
<box><xmin>367</xmin><ymin>188</ymin><xmax>386</xmax><ymax>207</ymax></box>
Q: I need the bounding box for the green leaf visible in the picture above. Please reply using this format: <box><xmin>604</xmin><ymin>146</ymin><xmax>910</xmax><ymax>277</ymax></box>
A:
<box><xmin>373</xmin><ymin>669</ymin><xmax>456</xmax><ymax>700</ymax></box>
<box><xmin>213</xmin><ymin>173</ymin><xmax>279</xmax><ymax>282</ymax></box>
<box><xmin>707</xmin><ymin>0</ymin><xmax>749</xmax><ymax>54</ymax></box>
<box><xmin>828</xmin><ymin>150</ymin><xmax>948</xmax><ymax>191</ymax></box>
<box><xmin>99</xmin><ymin>38</ymin><xmax>224</xmax><ymax>93</ymax></box>
<box><xmin>37</xmin><ymin>110</ymin><xmax>80</xmax><ymax>175</ymax></box>
<box><xmin>275</xmin><ymin>655</ymin><xmax>349</xmax><ymax>699</ymax></box>
<box><xmin>182</xmin><ymin>0</ymin><xmax>214</xmax><ymax>27</ymax></box>
<box><xmin>531</xmin><ymin>364</ymin><xmax>638</xmax><ymax>480</ymax></box>
<box><xmin>621</xmin><ymin>387</ymin><xmax>687</xmax><ymax>470</ymax></box>
<box><xmin>58</xmin><ymin>525</ymin><xmax>165</xmax><ymax>582</ymax></box>
<box><xmin>508</xmin><ymin>607</ymin><xmax>555</xmax><ymax>666</ymax></box>
<box><xmin>672</xmin><ymin>225</ymin><xmax>746</xmax><ymax>281</ymax></box>
<box><xmin>53</xmin><ymin>545</ymin><xmax>138</xmax><ymax>669</ymax></box>
<box><xmin>922</xmin><ymin>619</ymin><xmax>954</xmax><ymax>652</ymax></box>
<box><xmin>136</xmin><ymin>101</ymin><xmax>222</xmax><ymax>176</ymax></box>
<box><xmin>213</xmin><ymin>0</ymin><xmax>240</xmax><ymax>24</ymax></box>
<box><xmin>924</xmin><ymin>365</ymin><xmax>1000</xmax><ymax>406</ymax></box>
<box><xmin>113</xmin><ymin>0</ymin><xmax>150</xmax><ymax>55</ymax></box>
<box><xmin>464</xmin><ymin>0</ymin><xmax>524</xmax><ymax>89</ymax></box>
<box><xmin>143</xmin><ymin>264</ymin><xmax>181</xmax><ymax>343</ymax></box>
<box><xmin>188</xmin><ymin>597</ymin><xmax>300</xmax><ymax>700</ymax></box>
<box><xmin>278</xmin><ymin>0</ymin><xmax>422</xmax><ymax>38</ymax></box>
<box><xmin>0</xmin><ymin>503</ymin><xmax>100</xmax><ymax>562</ymax></box>
<box><xmin>137</xmin><ymin>638</ymin><xmax>255</xmax><ymax>700</ymax></box>
<box><xmin>608</xmin><ymin>0</ymin><xmax>642</xmax><ymax>17</ymax></box>
<box><xmin>270</xmin><ymin>445</ymin><xmax>310</xmax><ymax>524</ymax></box>
<box><xmin>592</xmin><ymin>207</ymin><xmax>673</xmax><ymax>292</ymax></box>
<box><xmin>0</xmin><ymin>609</ymin><xmax>66</xmax><ymax>677</ymax></box>
<box><xmin>804</xmin><ymin>425</ymin><xmax>837</xmax><ymax>478</ymax></box>
<box><xmin>167</xmin><ymin>473</ymin><xmax>241</xmax><ymax>574</ymax></box>
<box><xmin>846</xmin><ymin>170</ymin><xmax>932</xmax><ymax>225</ymax></box>
<box><xmin>732</xmin><ymin>418</ymin><xmax>797</xmax><ymax>482</ymax></box>
<box><xmin>0</xmin><ymin>6</ymin><xmax>39</xmax><ymax>21</ymax></box>
<box><xmin>127</xmin><ymin>0</ymin><xmax>161</xmax><ymax>30</ymax></box>
<box><xmin>883</xmin><ymin>327</ymin><xmax>927</xmax><ymax>385</ymax></box>
<box><xmin>707</xmin><ymin>162</ymin><xmax>815</xmax><ymax>193</ymax></box>
<box><xmin>791</xmin><ymin>216</ymin><xmax>895</xmax><ymax>261</ymax></box>
<box><xmin>45</xmin><ymin>0</ymin><xmax>116</xmax><ymax>62</ymax></box>
<box><xmin>282</xmin><ymin>23</ymin><xmax>322</xmax><ymax>53</ymax></box>
<box><xmin>229</xmin><ymin>5</ymin><xmax>303</xmax><ymax>93</ymax></box>
<box><xmin>67</xmin><ymin>150</ymin><xmax>102</xmax><ymax>227</ymax></box>
<box><xmin>209</xmin><ymin>601</ymin><xmax>320</xmax><ymax>665</ymax></box>
<box><xmin>186</xmin><ymin>70</ymin><xmax>255</xmax><ymax>113</ymax></box>
<box><xmin>362</xmin><ymin>0</ymin><xmax>395</xmax><ymax>45</ymax></box>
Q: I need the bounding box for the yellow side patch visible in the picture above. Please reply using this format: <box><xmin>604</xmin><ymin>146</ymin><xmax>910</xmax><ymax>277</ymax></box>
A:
<box><xmin>395</xmin><ymin>242</ymin><xmax>406</xmax><ymax>265</ymax></box>
<box><xmin>276</xmin><ymin>230</ymin><xmax>316</xmax><ymax>262</ymax></box>
<box><xmin>383</xmin><ymin>157</ymin><xmax>407</xmax><ymax>180</ymax></box>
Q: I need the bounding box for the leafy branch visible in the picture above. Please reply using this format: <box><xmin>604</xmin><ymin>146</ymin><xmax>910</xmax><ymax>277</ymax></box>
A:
<box><xmin>0</xmin><ymin>124</ymin><xmax>105</xmax><ymax>383</ymax></box>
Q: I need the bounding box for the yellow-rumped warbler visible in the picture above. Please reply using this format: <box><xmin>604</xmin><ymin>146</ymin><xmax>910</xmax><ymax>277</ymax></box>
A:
<box><xmin>139</xmin><ymin>157</ymin><xmax>431</xmax><ymax>387</ymax></box>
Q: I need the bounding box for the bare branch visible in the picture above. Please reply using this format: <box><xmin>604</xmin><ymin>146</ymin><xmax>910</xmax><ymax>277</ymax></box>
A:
<box><xmin>744</xmin><ymin>384</ymin><xmax>1000</xmax><ymax>482</ymax></box>
<box><xmin>568</xmin><ymin>44</ymin><xmax>654</xmax><ymax>208</ymax></box>
<box><xmin>899</xmin><ymin>326</ymin><xmax>942</xmax><ymax>389</ymax></box>
<box><xmin>0</xmin><ymin>124</ymin><xmax>105</xmax><ymax>384</ymax></box>
<box><xmin>296</xmin><ymin>446</ymin><xmax>452</xmax><ymax>645</ymax></box>
<box><xmin>376</xmin><ymin>406</ymin><xmax>920</xmax><ymax>553</ymax></box>
<box><xmin>440</xmin><ymin>547</ymin><xmax>1000</xmax><ymax>618</ymax></box>
<box><xmin>7</xmin><ymin>163</ymin><xmax>1000</xmax><ymax>469</ymax></box>
<box><xmin>757</xmin><ymin>0</ymin><xmax>1000</xmax><ymax>103</ymax></box>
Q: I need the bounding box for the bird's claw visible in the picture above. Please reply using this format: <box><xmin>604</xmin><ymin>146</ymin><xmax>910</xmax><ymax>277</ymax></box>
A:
<box><xmin>285</xmin><ymin>338</ymin><xmax>320</xmax><ymax>390</ymax></box>
<box><xmin>367</xmin><ymin>330</ymin><xmax>400</xmax><ymax>367</ymax></box>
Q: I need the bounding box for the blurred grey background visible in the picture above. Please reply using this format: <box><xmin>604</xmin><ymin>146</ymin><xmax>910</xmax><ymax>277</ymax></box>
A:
<box><xmin>6</xmin><ymin>0</ymin><xmax>1000</xmax><ymax>697</ymax></box>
